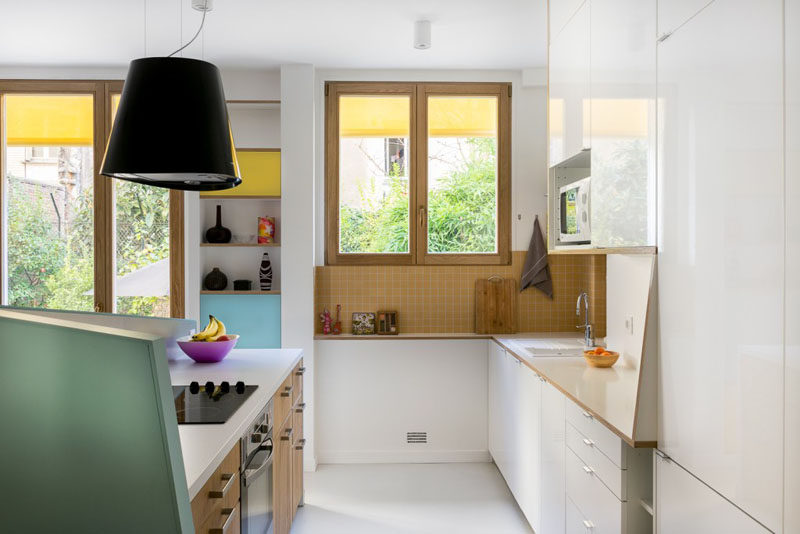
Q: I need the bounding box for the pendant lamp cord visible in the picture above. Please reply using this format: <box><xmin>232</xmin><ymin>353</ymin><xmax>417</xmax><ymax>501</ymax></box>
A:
<box><xmin>167</xmin><ymin>0</ymin><xmax>207</xmax><ymax>58</ymax></box>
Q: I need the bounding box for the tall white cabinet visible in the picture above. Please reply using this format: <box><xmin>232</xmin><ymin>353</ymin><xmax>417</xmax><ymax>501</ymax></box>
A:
<box><xmin>786</xmin><ymin>0</ymin><xmax>800</xmax><ymax>532</ymax></box>
<box><xmin>656</xmin><ymin>0</ymin><xmax>785</xmax><ymax>532</ymax></box>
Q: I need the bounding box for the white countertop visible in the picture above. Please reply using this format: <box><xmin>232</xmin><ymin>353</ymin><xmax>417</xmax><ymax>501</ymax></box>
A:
<box><xmin>169</xmin><ymin>349</ymin><xmax>303</xmax><ymax>499</ymax></box>
<box><xmin>493</xmin><ymin>334</ymin><xmax>648</xmax><ymax>447</ymax></box>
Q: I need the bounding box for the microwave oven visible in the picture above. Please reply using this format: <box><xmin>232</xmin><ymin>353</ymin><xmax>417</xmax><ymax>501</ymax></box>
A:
<box><xmin>558</xmin><ymin>176</ymin><xmax>591</xmax><ymax>244</ymax></box>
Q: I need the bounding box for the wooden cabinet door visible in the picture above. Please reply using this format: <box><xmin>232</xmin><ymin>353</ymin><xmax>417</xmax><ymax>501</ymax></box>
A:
<box><xmin>292</xmin><ymin>400</ymin><xmax>305</xmax><ymax>514</ymax></box>
<box><xmin>273</xmin><ymin>424</ymin><xmax>293</xmax><ymax>534</ymax></box>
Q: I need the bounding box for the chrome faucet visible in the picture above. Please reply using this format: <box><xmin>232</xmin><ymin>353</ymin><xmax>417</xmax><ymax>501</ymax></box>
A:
<box><xmin>576</xmin><ymin>292</ymin><xmax>594</xmax><ymax>348</ymax></box>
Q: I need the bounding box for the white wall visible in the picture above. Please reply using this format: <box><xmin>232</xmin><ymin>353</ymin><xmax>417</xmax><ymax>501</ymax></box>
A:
<box><xmin>280</xmin><ymin>64</ymin><xmax>317</xmax><ymax>471</ymax></box>
<box><xmin>312</xmin><ymin>68</ymin><xmax>548</xmax><ymax>263</ymax></box>
<box><xmin>315</xmin><ymin>339</ymin><xmax>490</xmax><ymax>463</ymax></box>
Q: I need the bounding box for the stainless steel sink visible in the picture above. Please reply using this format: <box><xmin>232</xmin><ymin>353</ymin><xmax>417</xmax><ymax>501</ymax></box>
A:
<box><xmin>523</xmin><ymin>347</ymin><xmax>584</xmax><ymax>357</ymax></box>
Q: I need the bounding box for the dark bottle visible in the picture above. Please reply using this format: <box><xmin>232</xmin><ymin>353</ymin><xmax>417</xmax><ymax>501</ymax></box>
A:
<box><xmin>205</xmin><ymin>205</ymin><xmax>232</xmax><ymax>243</ymax></box>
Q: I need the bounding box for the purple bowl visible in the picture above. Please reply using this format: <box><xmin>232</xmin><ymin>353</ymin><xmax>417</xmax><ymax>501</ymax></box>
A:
<box><xmin>177</xmin><ymin>335</ymin><xmax>239</xmax><ymax>363</ymax></box>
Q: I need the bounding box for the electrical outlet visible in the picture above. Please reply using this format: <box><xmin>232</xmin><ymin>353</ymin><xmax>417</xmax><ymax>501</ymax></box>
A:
<box><xmin>625</xmin><ymin>315</ymin><xmax>634</xmax><ymax>335</ymax></box>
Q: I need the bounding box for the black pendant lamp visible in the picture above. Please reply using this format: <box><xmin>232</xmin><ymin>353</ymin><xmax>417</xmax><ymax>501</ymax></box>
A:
<box><xmin>101</xmin><ymin>2</ymin><xmax>240</xmax><ymax>191</ymax></box>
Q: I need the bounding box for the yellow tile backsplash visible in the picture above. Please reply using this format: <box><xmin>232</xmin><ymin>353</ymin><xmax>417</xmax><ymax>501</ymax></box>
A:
<box><xmin>315</xmin><ymin>252</ymin><xmax>607</xmax><ymax>336</ymax></box>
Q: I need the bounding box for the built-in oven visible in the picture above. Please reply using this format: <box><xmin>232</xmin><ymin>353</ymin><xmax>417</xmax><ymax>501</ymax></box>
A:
<box><xmin>558</xmin><ymin>176</ymin><xmax>591</xmax><ymax>244</ymax></box>
<box><xmin>241</xmin><ymin>400</ymin><xmax>274</xmax><ymax>534</ymax></box>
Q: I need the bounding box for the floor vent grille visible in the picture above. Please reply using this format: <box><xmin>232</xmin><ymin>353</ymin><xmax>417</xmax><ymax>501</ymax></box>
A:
<box><xmin>407</xmin><ymin>432</ymin><xmax>428</xmax><ymax>444</ymax></box>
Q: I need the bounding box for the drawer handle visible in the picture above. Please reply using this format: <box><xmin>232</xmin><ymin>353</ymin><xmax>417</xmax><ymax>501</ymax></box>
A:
<box><xmin>281</xmin><ymin>427</ymin><xmax>294</xmax><ymax>441</ymax></box>
<box><xmin>296</xmin><ymin>366</ymin><xmax>306</xmax><ymax>375</ymax></box>
<box><xmin>295</xmin><ymin>438</ymin><xmax>307</xmax><ymax>450</ymax></box>
<box><xmin>582</xmin><ymin>438</ymin><xmax>595</xmax><ymax>447</ymax></box>
<box><xmin>296</xmin><ymin>403</ymin><xmax>306</xmax><ymax>413</ymax></box>
<box><xmin>209</xmin><ymin>507</ymin><xmax>236</xmax><ymax>534</ymax></box>
<box><xmin>281</xmin><ymin>385</ymin><xmax>294</xmax><ymax>397</ymax></box>
<box><xmin>209</xmin><ymin>473</ymin><xmax>235</xmax><ymax>499</ymax></box>
<box><xmin>582</xmin><ymin>465</ymin><xmax>594</xmax><ymax>475</ymax></box>
<box><xmin>583</xmin><ymin>519</ymin><xmax>595</xmax><ymax>529</ymax></box>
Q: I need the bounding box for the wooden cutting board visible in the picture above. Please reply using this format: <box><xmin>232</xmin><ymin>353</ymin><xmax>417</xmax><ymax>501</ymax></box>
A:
<box><xmin>475</xmin><ymin>276</ymin><xmax>518</xmax><ymax>334</ymax></box>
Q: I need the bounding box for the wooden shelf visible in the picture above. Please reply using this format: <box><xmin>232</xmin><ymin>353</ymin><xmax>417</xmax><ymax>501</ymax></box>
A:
<box><xmin>549</xmin><ymin>245</ymin><xmax>657</xmax><ymax>256</ymax></box>
<box><xmin>200</xmin><ymin>195</ymin><xmax>281</xmax><ymax>200</ymax></box>
<box><xmin>200</xmin><ymin>242</ymin><xmax>280</xmax><ymax>247</ymax></box>
<box><xmin>200</xmin><ymin>290</ymin><xmax>281</xmax><ymax>295</ymax></box>
<box><xmin>226</xmin><ymin>99</ymin><xmax>280</xmax><ymax>110</ymax></box>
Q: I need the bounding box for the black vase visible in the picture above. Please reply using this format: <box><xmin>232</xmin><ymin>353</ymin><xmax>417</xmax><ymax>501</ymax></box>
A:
<box><xmin>205</xmin><ymin>205</ymin><xmax>232</xmax><ymax>243</ymax></box>
<box><xmin>259</xmin><ymin>253</ymin><xmax>273</xmax><ymax>291</ymax></box>
<box><xmin>204</xmin><ymin>267</ymin><xmax>228</xmax><ymax>291</ymax></box>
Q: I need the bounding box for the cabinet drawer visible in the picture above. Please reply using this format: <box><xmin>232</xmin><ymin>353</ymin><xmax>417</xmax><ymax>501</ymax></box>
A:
<box><xmin>292</xmin><ymin>359</ymin><xmax>304</xmax><ymax>405</ymax></box>
<box><xmin>566</xmin><ymin>421</ymin><xmax>625</xmax><ymax>500</ymax></box>
<box><xmin>274</xmin><ymin>373</ymin><xmax>294</xmax><ymax>428</ymax></box>
<box><xmin>566</xmin><ymin>446</ymin><xmax>622</xmax><ymax>534</ymax></box>
<box><xmin>191</xmin><ymin>441</ymin><xmax>241</xmax><ymax>530</ymax></box>
<box><xmin>198</xmin><ymin>502</ymin><xmax>240</xmax><ymax>534</ymax></box>
<box><xmin>566</xmin><ymin>495</ymin><xmax>590</xmax><ymax>534</ymax></box>
<box><xmin>566</xmin><ymin>399</ymin><xmax>624</xmax><ymax>467</ymax></box>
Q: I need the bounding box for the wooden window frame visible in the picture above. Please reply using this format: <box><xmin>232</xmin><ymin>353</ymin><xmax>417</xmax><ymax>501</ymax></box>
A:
<box><xmin>325</xmin><ymin>81</ymin><xmax>511</xmax><ymax>266</ymax></box>
<box><xmin>0</xmin><ymin>80</ymin><xmax>185</xmax><ymax>318</ymax></box>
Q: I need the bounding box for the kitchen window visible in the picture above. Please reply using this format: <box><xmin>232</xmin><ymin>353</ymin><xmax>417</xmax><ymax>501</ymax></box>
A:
<box><xmin>325</xmin><ymin>82</ymin><xmax>511</xmax><ymax>265</ymax></box>
<box><xmin>0</xmin><ymin>81</ymin><xmax>184</xmax><ymax>317</ymax></box>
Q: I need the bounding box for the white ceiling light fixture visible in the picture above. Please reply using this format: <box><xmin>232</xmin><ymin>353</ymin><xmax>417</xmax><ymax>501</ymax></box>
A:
<box><xmin>414</xmin><ymin>20</ymin><xmax>431</xmax><ymax>50</ymax></box>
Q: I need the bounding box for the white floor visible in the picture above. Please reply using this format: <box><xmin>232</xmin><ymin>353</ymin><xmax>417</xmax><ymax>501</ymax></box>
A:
<box><xmin>290</xmin><ymin>463</ymin><xmax>534</xmax><ymax>534</ymax></box>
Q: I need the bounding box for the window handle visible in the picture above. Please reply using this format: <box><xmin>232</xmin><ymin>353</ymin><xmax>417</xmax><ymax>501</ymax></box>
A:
<box><xmin>418</xmin><ymin>206</ymin><xmax>426</xmax><ymax>228</ymax></box>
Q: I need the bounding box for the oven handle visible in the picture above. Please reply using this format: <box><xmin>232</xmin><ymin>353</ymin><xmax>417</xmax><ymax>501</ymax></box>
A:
<box><xmin>243</xmin><ymin>438</ymin><xmax>273</xmax><ymax>488</ymax></box>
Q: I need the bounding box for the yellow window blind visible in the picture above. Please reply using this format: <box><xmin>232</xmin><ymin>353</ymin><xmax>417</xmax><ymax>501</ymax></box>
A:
<box><xmin>4</xmin><ymin>94</ymin><xmax>94</xmax><ymax>146</ymax></box>
<box><xmin>338</xmin><ymin>95</ymin><xmax>498</xmax><ymax>138</ymax></box>
<box><xmin>427</xmin><ymin>96</ymin><xmax>497</xmax><ymax>137</ymax></box>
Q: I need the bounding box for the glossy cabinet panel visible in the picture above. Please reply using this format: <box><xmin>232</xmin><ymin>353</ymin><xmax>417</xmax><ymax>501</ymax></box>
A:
<box><xmin>540</xmin><ymin>381</ymin><xmax>566</xmax><ymax>534</ymax></box>
<box><xmin>589</xmin><ymin>0</ymin><xmax>656</xmax><ymax>247</ymax></box>
<box><xmin>549</xmin><ymin>0</ymin><xmax>590</xmax><ymax>166</ymax></box>
<box><xmin>786</xmin><ymin>0</ymin><xmax>800</xmax><ymax>531</ymax></box>
<box><xmin>656</xmin><ymin>1</ymin><xmax>784</xmax><ymax>530</ymax></box>
<box><xmin>657</xmin><ymin>0</ymin><xmax>714</xmax><ymax>37</ymax></box>
<box><xmin>655</xmin><ymin>454</ymin><xmax>768</xmax><ymax>534</ymax></box>
<box><xmin>549</xmin><ymin>0</ymin><xmax>586</xmax><ymax>41</ymax></box>
<box><xmin>516</xmin><ymin>363</ymin><xmax>542</xmax><ymax>532</ymax></box>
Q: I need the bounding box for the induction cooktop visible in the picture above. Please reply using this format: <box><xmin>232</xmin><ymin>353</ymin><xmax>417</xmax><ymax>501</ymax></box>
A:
<box><xmin>173</xmin><ymin>381</ymin><xmax>257</xmax><ymax>424</ymax></box>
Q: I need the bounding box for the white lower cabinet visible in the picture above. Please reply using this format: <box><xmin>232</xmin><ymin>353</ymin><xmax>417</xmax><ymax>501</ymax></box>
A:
<box><xmin>540</xmin><ymin>381</ymin><xmax>566</xmax><ymax>534</ymax></box>
<box><xmin>655</xmin><ymin>453</ymin><xmax>769</xmax><ymax>534</ymax></box>
<box><xmin>488</xmin><ymin>342</ymin><xmax>652</xmax><ymax>534</ymax></box>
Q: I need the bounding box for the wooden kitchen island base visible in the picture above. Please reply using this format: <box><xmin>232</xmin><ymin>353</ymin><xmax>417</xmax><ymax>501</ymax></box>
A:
<box><xmin>187</xmin><ymin>356</ymin><xmax>305</xmax><ymax>534</ymax></box>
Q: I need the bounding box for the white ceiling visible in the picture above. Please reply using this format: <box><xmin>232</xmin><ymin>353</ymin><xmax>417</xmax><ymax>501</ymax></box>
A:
<box><xmin>0</xmin><ymin>0</ymin><xmax>546</xmax><ymax>71</ymax></box>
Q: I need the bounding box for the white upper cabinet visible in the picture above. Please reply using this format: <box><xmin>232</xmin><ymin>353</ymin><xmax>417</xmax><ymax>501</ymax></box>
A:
<box><xmin>549</xmin><ymin>0</ymin><xmax>586</xmax><ymax>41</ymax></box>
<box><xmin>657</xmin><ymin>0</ymin><xmax>714</xmax><ymax>37</ymax></box>
<box><xmin>656</xmin><ymin>454</ymin><xmax>769</xmax><ymax>534</ymax></box>
<box><xmin>589</xmin><ymin>0</ymin><xmax>656</xmax><ymax>247</ymax></box>
<box><xmin>549</xmin><ymin>0</ymin><xmax>590</xmax><ymax>166</ymax></box>
<box><xmin>657</xmin><ymin>0</ymin><xmax>784</xmax><ymax>531</ymax></box>
<box><xmin>786</xmin><ymin>0</ymin><xmax>800</xmax><ymax>531</ymax></box>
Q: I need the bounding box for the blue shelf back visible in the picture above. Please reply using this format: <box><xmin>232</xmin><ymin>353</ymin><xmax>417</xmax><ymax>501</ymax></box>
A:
<box><xmin>199</xmin><ymin>294</ymin><xmax>281</xmax><ymax>348</ymax></box>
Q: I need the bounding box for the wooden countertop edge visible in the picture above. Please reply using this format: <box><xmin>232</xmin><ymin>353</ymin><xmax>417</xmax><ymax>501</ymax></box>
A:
<box><xmin>314</xmin><ymin>333</ymin><xmax>494</xmax><ymax>340</ymax></box>
<box><xmin>495</xmin><ymin>339</ymin><xmax>656</xmax><ymax>449</ymax></box>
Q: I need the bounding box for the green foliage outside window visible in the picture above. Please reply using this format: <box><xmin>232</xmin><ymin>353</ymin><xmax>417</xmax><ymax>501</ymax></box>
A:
<box><xmin>6</xmin><ymin>176</ymin><xmax>169</xmax><ymax>316</ymax></box>
<box><xmin>339</xmin><ymin>137</ymin><xmax>497</xmax><ymax>254</ymax></box>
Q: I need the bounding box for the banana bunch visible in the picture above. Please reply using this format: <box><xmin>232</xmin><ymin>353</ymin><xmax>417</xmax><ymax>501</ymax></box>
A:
<box><xmin>192</xmin><ymin>315</ymin><xmax>227</xmax><ymax>341</ymax></box>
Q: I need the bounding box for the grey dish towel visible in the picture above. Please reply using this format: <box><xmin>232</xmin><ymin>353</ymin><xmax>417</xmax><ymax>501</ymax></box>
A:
<box><xmin>520</xmin><ymin>216</ymin><xmax>553</xmax><ymax>298</ymax></box>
